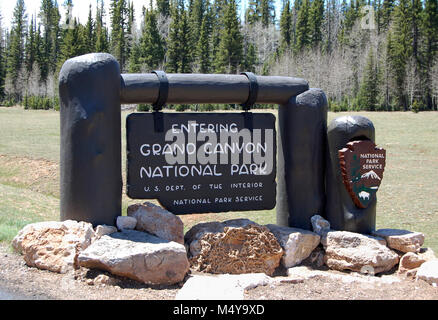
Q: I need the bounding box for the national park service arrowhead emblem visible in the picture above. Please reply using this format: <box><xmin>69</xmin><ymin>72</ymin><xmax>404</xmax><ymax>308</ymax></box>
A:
<box><xmin>339</xmin><ymin>140</ymin><xmax>386</xmax><ymax>209</ymax></box>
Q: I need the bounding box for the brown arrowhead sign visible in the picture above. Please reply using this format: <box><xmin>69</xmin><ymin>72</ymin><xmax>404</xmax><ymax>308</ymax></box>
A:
<box><xmin>338</xmin><ymin>140</ymin><xmax>386</xmax><ymax>209</ymax></box>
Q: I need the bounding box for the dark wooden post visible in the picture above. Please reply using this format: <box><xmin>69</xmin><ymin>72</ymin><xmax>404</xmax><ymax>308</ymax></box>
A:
<box><xmin>325</xmin><ymin>116</ymin><xmax>377</xmax><ymax>233</ymax></box>
<box><xmin>59</xmin><ymin>53</ymin><xmax>122</xmax><ymax>226</ymax></box>
<box><xmin>276</xmin><ymin>89</ymin><xmax>328</xmax><ymax>230</ymax></box>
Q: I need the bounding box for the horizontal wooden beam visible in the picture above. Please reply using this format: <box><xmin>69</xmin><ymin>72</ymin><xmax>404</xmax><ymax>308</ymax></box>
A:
<box><xmin>120</xmin><ymin>73</ymin><xmax>309</xmax><ymax>105</ymax></box>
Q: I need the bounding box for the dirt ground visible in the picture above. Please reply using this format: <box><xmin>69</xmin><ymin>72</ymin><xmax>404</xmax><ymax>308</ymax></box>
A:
<box><xmin>1</xmin><ymin>244</ymin><xmax>437</xmax><ymax>301</ymax></box>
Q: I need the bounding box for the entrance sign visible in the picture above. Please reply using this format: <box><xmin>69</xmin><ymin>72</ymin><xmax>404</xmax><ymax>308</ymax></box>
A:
<box><xmin>127</xmin><ymin>113</ymin><xmax>277</xmax><ymax>214</ymax></box>
<box><xmin>339</xmin><ymin>140</ymin><xmax>386</xmax><ymax>209</ymax></box>
<box><xmin>59</xmin><ymin>53</ymin><xmax>331</xmax><ymax>229</ymax></box>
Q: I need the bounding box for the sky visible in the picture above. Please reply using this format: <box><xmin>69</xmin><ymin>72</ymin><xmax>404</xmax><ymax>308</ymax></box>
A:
<box><xmin>0</xmin><ymin>0</ymin><xmax>282</xmax><ymax>30</ymax></box>
<box><xmin>0</xmin><ymin>0</ymin><xmax>143</xmax><ymax>29</ymax></box>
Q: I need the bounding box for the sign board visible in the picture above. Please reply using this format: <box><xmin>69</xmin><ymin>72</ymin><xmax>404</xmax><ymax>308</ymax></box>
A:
<box><xmin>127</xmin><ymin>113</ymin><xmax>277</xmax><ymax>214</ymax></box>
<box><xmin>338</xmin><ymin>140</ymin><xmax>386</xmax><ymax>208</ymax></box>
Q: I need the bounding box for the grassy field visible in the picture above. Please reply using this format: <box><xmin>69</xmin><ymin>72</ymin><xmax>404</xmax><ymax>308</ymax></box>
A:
<box><xmin>0</xmin><ymin>106</ymin><xmax>437</xmax><ymax>252</ymax></box>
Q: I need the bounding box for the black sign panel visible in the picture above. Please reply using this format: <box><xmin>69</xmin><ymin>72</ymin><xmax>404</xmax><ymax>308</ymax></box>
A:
<box><xmin>126</xmin><ymin>112</ymin><xmax>276</xmax><ymax>214</ymax></box>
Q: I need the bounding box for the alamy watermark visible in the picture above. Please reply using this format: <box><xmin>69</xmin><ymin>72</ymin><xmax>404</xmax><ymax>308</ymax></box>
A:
<box><xmin>360</xmin><ymin>5</ymin><xmax>376</xmax><ymax>30</ymax></box>
<box><xmin>139</xmin><ymin>121</ymin><xmax>275</xmax><ymax>177</ymax></box>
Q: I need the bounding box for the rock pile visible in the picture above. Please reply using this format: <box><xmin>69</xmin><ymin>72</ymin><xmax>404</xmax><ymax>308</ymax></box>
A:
<box><xmin>12</xmin><ymin>202</ymin><xmax>189</xmax><ymax>285</ymax></box>
<box><xmin>308</xmin><ymin>215</ymin><xmax>437</xmax><ymax>284</ymax></box>
<box><xmin>12</xmin><ymin>207</ymin><xmax>438</xmax><ymax>288</ymax></box>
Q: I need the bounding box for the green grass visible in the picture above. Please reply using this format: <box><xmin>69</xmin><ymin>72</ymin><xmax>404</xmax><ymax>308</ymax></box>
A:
<box><xmin>0</xmin><ymin>106</ymin><xmax>437</xmax><ymax>252</ymax></box>
<box><xmin>0</xmin><ymin>107</ymin><xmax>60</xmax><ymax>161</ymax></box>
<box><xmin>0</xmin><ymin>183</ymin><xmax>59</xmax><ymax>242</ymax></box>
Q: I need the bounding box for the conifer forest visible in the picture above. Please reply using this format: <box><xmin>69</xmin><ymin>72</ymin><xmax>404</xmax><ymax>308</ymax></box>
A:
<box><xmin>0</xmin><ymin>0</ymin><xmax>437</xmax><ymax>111</ymax></box>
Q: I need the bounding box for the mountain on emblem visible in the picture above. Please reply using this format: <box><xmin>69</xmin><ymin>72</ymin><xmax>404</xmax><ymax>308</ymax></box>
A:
<box><xmin>361</xmin><ymin>170</ymin><xmax>381</xmax><ymax>180</ymax></box>
<box><xmin>339</xmin><ymin>140</ymin><xmax>386</xmax><ymax>209</ymax></box>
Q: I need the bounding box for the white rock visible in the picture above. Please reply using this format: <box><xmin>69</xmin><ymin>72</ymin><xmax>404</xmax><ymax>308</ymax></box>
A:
<box><xmin>416</xmin><ymin>259</ymin><xmax>438</xmax><ymax>286</ymax></box>
<box><xmin>372</xmin><ymin>229</ymin><xmax>425</xmax><ymax>253</ymax></box>
<box><xmin>12</xmin><ymin>220</ymin><xmax>95</xmax><ymax>274</ymax></box>
<box><xmin>116</xmin><ymin>216</ymin><xmax>137</xmax><ymax>231</ymax></box>
<box><xmin>398</xmin><ymin>252</ymin><xmax>426</xmax><ymax>274</ymax></box>
<box><xmin>78</xmin><ymin>230</ymin><xmax>189</xmax><ymax>285</ymax></box>
<box><xmin>94</xmin><ymin>225</ymin><xmax>117</xmax><ymax>240</ymax></box>
<box><xmin>175</xmin><ymin>273</ymin><xmax>273</xmax><ymax>300</ymax></box>
<box><xmin>286</xmin><ymin>266</ymin><xmax>401</xmax><ymax>284</ymax></box>
<box><xmin>128</xmin><ymin>202</ymin><xmax>184</xmax><ymax>244</ymax></box>
<box><xmin>322</xmin><ymin>231</ymin><xmax>399</xmax><ymax>274</ymax></box>
<box><xmin>418</xmin><ymin>248</ymin><xmax>436</xmax><ymax>261</ymax></box>
<box><xmin>266</xmin><ymin>224</ymin><xmax>320</xmax><ymax>268</ymax></box>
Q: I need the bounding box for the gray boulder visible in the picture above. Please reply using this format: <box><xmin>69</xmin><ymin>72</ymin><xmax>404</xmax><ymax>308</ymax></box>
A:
<box><xmin>372</xmin><ymin>229</ymin><xmax>425</xmax><ymax>253</ymax></box>
<box><xmin>322</xmin><ymin>231</ymin><xmax>399</xmax><ymax>274</ymax></box>
<box><xmin>78</xmin><ymin>230</ymin><xmax>189</xmax><ymax>285</ymax></box>
<box><xmin>128</xmin><ymin>202</ymin><xmax>184</xmax><ymax>244</ymax></box>
<box><xmin>266</xmin><ymin>224</ymin><xmax>320</xmax><ymax>268</ymax></box>
<box><xmin>310</xmin><ymin>215</ymin><xmax>331</xmax><ymax>236</ymax></box>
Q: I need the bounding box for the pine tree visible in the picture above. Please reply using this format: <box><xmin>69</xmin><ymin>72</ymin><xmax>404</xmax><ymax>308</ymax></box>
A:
<box><xmin>138</xmin><ymin>7</ymin><xmax>165</xmax><ymax>70</ymax></box>
<box><xmin>6</xmin><ymin>0</ymin><xmax>27</xmax><ymax>98</ymax></box>
<box><xmin>197</xmin><ymin>14</ymin><xmax>212</xmax><ymax>73</ymax></box>
<box><xmin>35</xmin><ymin>25</ymin><xmax>44</xmax><ymax>75</ymax></box>
<box><xmin>39</xmin><ymin>0</ymin><xmax>61</xmax><ymax>80</ymax></box>
<box><xmin>0</xmin><ymin>11</ymin><xmax>5</xmax><ymax>99</ymax></box>
<box><xmin>59</xmin><ymin>18</ymin><xmax>87</xmax><ymax>64</ymax></box>
<box><xmin>214</xmin><ymin>0</ymin><xmax>243</xmax><ymax>73</ymax></box>
<box><xmin>383</xmin><ymin>30</ymin><xmax>393</xmax><ymax>110</ymax></box>
<box><xmin>421</xmin><ymin>0</ymin><xmax>438</xmax><ymax>108</ymax></box>
<box><xmin>295</xmin><ymin>0</ymin><xmax>311</xmax><ymax>51</ymax></box>
<box><xmin>389</xmin><ymin>0</ymin><xmax>412</xmax><ymax>110</ymax></box>
<box><xmin>358</xmin><ymin>49</ymin><xmax>380</xmax><ymax>110</ymax></box>
<box><xmin>95</xmin><ymin>0</ymin><xmax>109</xmax><ymax>53</ymax></box>
<box><xmin>210</xmin><ymin>0</ymin><xmax>227</xmax><ymax>63</ymax></box>
<box><xmin>25</xmin><ymin>16</ymin><xmax>37</xmax><ymax>72</ymax></box>
<box><xmin>280</xmin><ymin>0</ymin><xmax>292</xmax><ymax>51</ymax></box>
<box><xmin>260</xmin><ymin>0</ymin><xmax>276</xmax><ymax>26</ymax></box>
<box><xmin>246</xmin><ymin>0</ymin><xmax>261</xmax><ymax>25</ymax></box>
<box><xmin>308</xmin><ymin>0</ymin><xmax>324</xmax><ymax>47</ymax></box>
<box><xmin>338</xmin><ymin>0</ymin><xmax>361</xmax><ymax>45</ymax></box>
<box><xmin>110</xmin><ymin>0</ymin><xmax>129</xmax><ymax>69</ymax></box>
<box><xmin>166</xmin><ymin>1</ymin><xmax>194</xmax><ymax>73</ymax></box>
<box><xmin>166</xmin><ymin>3</ymin><xmax>182</xmax><ymax>73</ymax></box>
<box><xmin>179</xmin><ymin>8</ymin><xmax>194</xmax><ymax>73</ymax></box>
<box><xmin>378</xmin><ymin>0</ymin><xmax>395</xmax><ymax>32</ymax></box>
<box><xmin>126</xmin><ymin>1</ymin><xmax>135</xmax><ymax>60</ymax></box>
<box><xmin>190</xmin><ymin>0</ymin><xmax>207</xmax><ymax>44</ymax></box>
<box><xmin>411</xmin><ymin>0</ymin><xmax>423</xmax><ymax>62</ymax></box>
<box><xmin>242</xmin><ymin>42</ymin><xmax>257</xmax><ymax>72</ymax></box>
<box><xmin>85</xmin><ymin>5</ymin><xmax>95</xmax><ymax>53</ymax></box>
<box><xmin>157</xmin><ymin>0</ymin><xmax>171</xmax><ymax>17</ymax></box>
<box><xmin>246</xmin><ymin>0</ymin><xmax>275</xmax><ymax>26</ymax></box>
<box><xmin>128</xmin><ymin>42</ymin><xmax>141</xmax><ymax>73</ymax></box>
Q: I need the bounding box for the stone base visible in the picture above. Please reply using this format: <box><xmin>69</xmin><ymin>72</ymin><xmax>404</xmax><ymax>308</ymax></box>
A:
<box><xmin>78</xmin><ymin>230</ymin><xmax>189</xmax><ymax>285</ymax></box>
